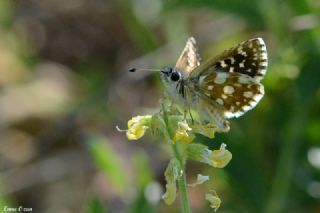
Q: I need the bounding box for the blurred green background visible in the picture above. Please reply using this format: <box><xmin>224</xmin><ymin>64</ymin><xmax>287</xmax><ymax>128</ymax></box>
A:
<box><xmin>0</xmin><ymin>0</ymin><xmax>319</xmax><ymax>212</ymax></box>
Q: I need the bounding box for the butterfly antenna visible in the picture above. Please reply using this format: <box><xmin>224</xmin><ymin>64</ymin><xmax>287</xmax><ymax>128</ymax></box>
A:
<box><xmin>129</xmin><ymin>67</ymin><xmax>160</xmax><ymax>72</ymax></box>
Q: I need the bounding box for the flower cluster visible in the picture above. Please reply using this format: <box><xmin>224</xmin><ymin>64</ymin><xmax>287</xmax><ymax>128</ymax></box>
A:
<box><xmin>119</xmin><ymin>103</ymin><xmax>232</xmax><ymax>211</ymax></box>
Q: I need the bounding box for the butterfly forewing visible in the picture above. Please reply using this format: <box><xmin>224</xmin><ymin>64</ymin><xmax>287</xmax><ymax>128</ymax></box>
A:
<box><xmin>190</xmin><ymin>38</ymin><xmax>267</xmax><ymax>81</ymax></box>
<box><xmin>175</xmin><ymin>37</ymin><xmax>201</xmax><ymax>74</ymax></box>
<box><xmin>188</xmin><ymin>38</ymin><xmax>268</xmax><ymax>119</ymax></box>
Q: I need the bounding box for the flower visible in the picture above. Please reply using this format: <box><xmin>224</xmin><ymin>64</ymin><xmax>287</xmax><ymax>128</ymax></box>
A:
<box><xmin>119</xmin><ymin>99</ymin><xmax>233</xmax><ymax>210</ymax></box>
<box><xmin>126</xmin><ymin>115</ymin><xmax>152</xmax><ymax>140</ymax></box>
<box><xmin>187</xmin><ymin>143</ymin><xmax>232</xmax><ymax>168</ymax></box>
<box><xmin>191</xmin><ymin>122</ymin><xmax>216</xmax><ymax>139</ymax></box>
<box><xmin>209</xmin><ymin>143</ymin><xmax>232</xmax><ymax>168</ymax></box>
<box><xmin>205</xmin><ymin>191</ymin><xmax>221</xmax><ymax>212</ymax></box>
<box><xmin>173</xmin><ymin>121</ymin><xmax>195</xmax><ymax>144</ymax></box>
<box><xmin>121</xmin><ymin>110</ymin><xmax>219</xmax><ymax>145</ymax></box>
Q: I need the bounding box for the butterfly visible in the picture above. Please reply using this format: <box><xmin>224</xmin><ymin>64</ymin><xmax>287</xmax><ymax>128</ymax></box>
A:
<box><xmin>160</xmin><ymin>37</ymin><xmax>268</xmax><ymax>132</ymax></box>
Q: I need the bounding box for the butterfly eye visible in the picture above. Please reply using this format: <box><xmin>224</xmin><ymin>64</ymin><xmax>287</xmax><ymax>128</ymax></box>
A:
<box><xmin>170</xmin><ymin>71</ymin><xmax>180</xmax><ymax>81</ymax></box>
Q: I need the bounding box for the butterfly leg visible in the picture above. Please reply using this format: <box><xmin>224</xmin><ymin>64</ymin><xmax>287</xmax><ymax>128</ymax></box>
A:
<box><xmin>197</xmin><ymin>99</ymin><xmax>230</xmax><ymax>132</ymax></box>
<box><xmin>189</xmin><ymin>108</ymin><xmax>194</xmax><ymax>123</ymax></box>
<box><xmin>184</xmin><ymin>87</ymin><xmax>194</xmax><ymax>123</ymax></box>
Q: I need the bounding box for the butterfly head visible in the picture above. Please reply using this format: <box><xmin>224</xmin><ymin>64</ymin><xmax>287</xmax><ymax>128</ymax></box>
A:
<box><xmin>160</xmin><ymin>66</ymin><xmax>182</xmax><ymax>83</ymax></box>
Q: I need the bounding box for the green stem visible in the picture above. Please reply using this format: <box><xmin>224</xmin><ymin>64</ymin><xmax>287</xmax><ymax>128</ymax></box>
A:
<box><xmin>172</xmin><ymin>143</ymin><xmax>191</xmax><ymax>213</ymax></box>
<box><xmin>162</xmin><ymin>103</ymin><xmax>191</xmax><ymax>213</ymax></box>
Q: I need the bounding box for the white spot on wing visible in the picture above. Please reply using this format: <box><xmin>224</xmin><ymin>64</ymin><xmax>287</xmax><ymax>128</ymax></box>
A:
<box><xmin>224</xmin><ymin>111</ymin><xmax>234</xmax><ymax>118</ymax></box>
<box><xmin>260</xmin><ymin>44</ymin><xmax>267</xmax><ymax>52</ymax></box>
<box><xmin>216</xmin><ymin>98</ymin><xmax>224</xmax><ymax>105</ymax></box>
<box><xmin>238</xmin><ymin>76</ymin><xmax>250</xmax><ymax>84</ymax></box>
<box><xmin>220</xmin><ymin>60</ymin><xmax>227</xmax><ymax>67</ymax></box>
<box><xmin>256</xmin><ymin>37</ymin><xmax>265</xmax><ymax>46</ymax></box>
<box><xmin>258</xmin><ymin>85</ymin><xmax>265</xmax><ymax>94</ymax></box>
<box><xmin>253</xmin><ymin>93</ymin><xmax>264</xmax><ymax>102</ymax></box>
<box><xmin>249</xmin><ymin>100</ymin><xmax>257</xmax><ymax>106</ymax></box>
<box><xmin>260</xmin><ymin>62</ymin><xmax>268</xmax><ymax>67</ymax></box>
<box><xmin>223</xmin><ymin>85</ymin><xmax>235</xmax><ymax>94</ymax></box>
<box><xmin>243</xmin><ymin>91</ymin><xmax>253</xmax><ymax>98</ymax></box>
<box><xmin>234</xmin><ymin>111</ymin><xmax>245</xmax><ymax>117</ymax></box>
<box><xmin>199</xmin><ymin>76</ymin><xmax>206</xmax><ymax>85</ymax></box>
<box><xmin>242</xmin><ymin>105</ymin><xmax>252</xmax><ymax>111</ymax></box>
<box><xmin>207</xmin><ymin>85</ymin><xmax>214</xmax><ymax>90</ymax></box>
<box><xmin>214</xmin><ymin>77</ymin><xmax>226</xmax><ymax>84</ymax></box>
<box><xmin>214</xmin><ymin>72</ymin><xmax>228</xmax><ymax>84</ymax></box>
<box><xmin>261</xmin><ymin>52</ymin><xmax>268</xmax><ymax>60</ymax></box>
<box><xmin>225</xmin><ymin>110</ymin><xmax>244</xmax><ymax>118</ymax></box>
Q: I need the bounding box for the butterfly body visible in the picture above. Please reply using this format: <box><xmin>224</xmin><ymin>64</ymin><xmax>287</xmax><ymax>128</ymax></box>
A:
<box><xmin>160</xmin><ymin>37</ymin><xmax>268</xmax><ymax>132</ymax></box>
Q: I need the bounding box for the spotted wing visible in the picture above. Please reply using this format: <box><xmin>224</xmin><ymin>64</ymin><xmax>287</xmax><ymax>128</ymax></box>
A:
<box><xmin>189</xmin><ymin>38</ymin><xmax>267</xmax><ymax>119</ymax></box>
<box><xmin>195</xmin><ymin>72</ymin><xmax>264</xmax><ymax>119</ymax></box>
<box><xmin>175</xmin><ymin>37</ymin><xmax>201</xmax><ymax>74</ymax></box>
<box><xmin>190</xmin><ymin>38</ymin><xmax>268</xmax><ymax>81</ymax></box>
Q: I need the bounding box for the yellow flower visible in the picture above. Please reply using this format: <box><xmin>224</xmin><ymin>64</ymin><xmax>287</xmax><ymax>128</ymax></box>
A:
<box><xmin>205</xmin><ymin>191</ymin><xmax>221</xmax><ymax>212</ymax></box>
<box><xmin>126</xmin><ymin>115</ymin><xmax>152</xmax><ymax>140</ymax></box>
<box><xmin>210</xmin><ymin>143</ymin><xmax>232</xmax><ymax>168</ymax></box>
<box><xmin>187</xmin><ymin>143</ymin><xmax>232</xmax><ymax>168</ymax></box>
<box><xmin>191</xmin><ymin>122</ymin><xmax>216</xmax><ymax>139</ymax></box>
<box><xmin>173</xmin><ymin>121</ymin><xmax>195</xmax><ymax>144</ymax></box>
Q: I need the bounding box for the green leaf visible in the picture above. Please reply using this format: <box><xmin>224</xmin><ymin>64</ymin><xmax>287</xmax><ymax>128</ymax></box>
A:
<box><xmin>87</xmin><ymin>134</ymin><xmax>130</xmax><ymax>194</ymax></box>
<box><xmin>86</xmin><ymin>196</ymin><xmax>109</xmax><ymax>213</ymax></box>
<box><xmin>133</xmin><ymin>150</ymin><xmax>153</xmax><ymax>188</ymax></box>
<box><xmin>186</xmin><ymin>143</ymin><xmax>210</xmax><ymax>162</ymax></box>
<box><xmin>162</xmin><ymin>158</ymin><xmax>181</xmax><ymax>205</ymax></box>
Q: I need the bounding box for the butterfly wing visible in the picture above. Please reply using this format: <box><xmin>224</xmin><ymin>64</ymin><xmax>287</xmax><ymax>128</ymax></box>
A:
<box><xmin>175</xmin><ymin>37</ymin><xmax>201</xmax><ymax>75</ymax></box>
<box><xmin>195</xmin><ymin>72</ymin><xmax>264</xmax><ymax>118</ymax></box>
<box><xmin>188</xmin><ymin>38</ymin><xmax>267</xmax><ymax>120</ymax></box>
<box><xmin>190</xmin><ymin>38</ymin><xmax>268</xmax><ymax>81</ymax></box>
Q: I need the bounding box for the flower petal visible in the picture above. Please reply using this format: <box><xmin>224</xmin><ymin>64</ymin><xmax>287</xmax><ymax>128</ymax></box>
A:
<box><xmin>162</xmin><ymin>158</ymin><xmax>181</xmax><ymax>205</ymax></box>
<box><xmin>173</xmin><ymin>121</ymin><xmax>195</xmax><ymax>144</ymax></box>
<box><xmin>188</xmin><ymin>174</ymin><xmax>209</xmax><ymax>187</ymax></box>
<box><xmin>126</xmin><ymin>115</ymin><xmax>152</xmax><ymax>140</ymax></box>
<box><xmin>187</xmin><ymin>143</ymin><xmax>211</xmax><ymax>163</ymax></box>
<box><xmin>210</xmin><ymin>143</ymin><xmax>232</xmax><ymax>168</ymax></box>
<box><xmin>191</xmin><ymin>122</ymin><xmax>216</xmax><ymax>139</ymax></box>
<box><xmin>187</xmin><ymin>143</ymin><xmax>232</xmax><ymax>168</ymax></box>
<box><xmin>205</xmin><ymin>191</ymin><xmax>221</xmax><ymax>211</ymax></box>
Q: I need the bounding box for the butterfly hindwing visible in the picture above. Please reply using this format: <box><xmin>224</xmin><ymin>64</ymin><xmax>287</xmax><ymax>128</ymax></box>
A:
<box><xmin>196</xmin><ymin>72</ymin><xmax>264</xmax><ymax>118</ymax></box>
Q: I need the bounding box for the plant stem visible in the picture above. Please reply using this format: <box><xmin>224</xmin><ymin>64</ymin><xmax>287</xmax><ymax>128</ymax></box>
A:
<box><xmin>161</xmin><ymin>103</ymin><xmax>191</xmax><ymax>213</ymax></box>
<box><xmin>172</xmin><ymin>143</ymin><xmax>191</xmax><ymax>213</ymax></box>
